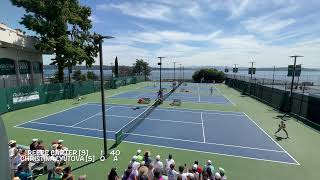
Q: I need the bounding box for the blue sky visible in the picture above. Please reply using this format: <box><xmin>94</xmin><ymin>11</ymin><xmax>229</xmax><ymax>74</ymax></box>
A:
<box><xmin>1</xmin><ymin>0</ymin><xmax>320</xmax><ymax>68</ymax></box>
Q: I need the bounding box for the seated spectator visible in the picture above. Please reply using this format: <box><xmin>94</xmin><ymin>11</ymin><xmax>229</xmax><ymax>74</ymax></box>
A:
<box><xmin>138</xmin><ymin>165</ymin><xmax>149</xmax><ymax>180</ymax></box>
<box><xmin>58</xmin><ymin>139</ymin><xmax>68</xmax><ymax>150</ymax></box>
<box><xmin>218</xmin><ymin>168</ymin><xmax>227</xmax><ymax>180</ymax></box>
<box><xmin>15</xmin><ymin>165</ymin><xmax>32</xmax><ymax>180</ymax></box>
<box><xmin>11</xmin><ymin>149</ymin><xmax>22</xmax><ymax>174</ymax></box>
<box><xmin>78</xmin><ymin>175</ymin><xmax>87</xmax><ymax>180</ymax></box>
<box><xmin>136</xmin><ymin>149</ymin><xmax>143</xmax><ymax>163</ymax></box>
<box><xmin>143</xmin><ymin>151</ymin><xmax>152</xmax><ymax>167</ymax></box>
<box><xmin>19</xmin><ymin>149</ymin><xmax>28</xmax><ymax>162</ymax></box>
<box><xmin>153</xmin><ymin>168</ymin><xmax>163</xmax><ymax>180</ymax></box>
<box><xmin>20</xmin><ymin>161</ymin><xmax>31</xmax><ymax>174</ymax></box>
<box><xmin>167</xmin><ymin>163</ymin><xmax>178</xmax><ymax>180</ymax></box>
<box><xmin>130</xmin><ymin>156</ymin><xmax>141</xmax><ymax>171</ymax></box>
<box><xmin>108</xmin><ymin>168</ymin><xmax>119</xmax><ymax>180</ymax></box>
<box><xmin>122</xmin><ymin>166</ymin><xmax>132</xmax><ymax>180</ymax></box>
<box><xmin>36</xmin><ymin>140</ymin><xmax>45</xmax><ymax>150</ymax></box>
<box><xmin>203</xmin><ymin>160</ymin><xmax>215</xmax><ymax>175</ymax></box>
<box><xmin>214</xmin><ymin>172</ymin><xmax>221</xmax><ymax>180</ymax></box>
<box><xmin>51</xmin><ymin>161</ymin><xmax>64</xmax><ymax>180</ymax></box>
<box><xmin>62</xmin><ymin>166</ymin><xmax>74</xmax><ymax>180</ymax></box>
<box><xmin>8</xmin><ymin>140</ymin><xmax>17</xmax><ymax>158</ymax></box>
<box><xmin>30</xmin><ymin>139</ymin><xmax>38</xmax><ymax>151</ymax></box>
<box><xmin>153</xmin><ymin>155</ymin><xmax>163</xmax><ymax>171</ymax></box>
<box><xmin>165</xmin><ymin>154</ymin><xmax>174</xmax><ymax>174</ymax></box>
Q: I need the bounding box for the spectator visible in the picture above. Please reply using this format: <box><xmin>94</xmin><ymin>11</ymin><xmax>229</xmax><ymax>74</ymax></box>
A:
<box><xmin>194</xmin><ymin>161</ymin><xmax>202</xmax><ymax>176</ymax></box>
<box><xmin>8</xmin><ymin>140</ymin><xmax>17</xmax><ymax>158</ymax></box>
<box><xmin>167</xmin><ymin>163</ymin><xmax>178</xmax><ymax>180</ymax></box>
<box><xmin>51</xmin><ymin>161</ymin><xmax>64</xmax><ymax>180</ymax></box>
<box><xmin>62</xmin><ymin>166</ymin><xmax>74</xmax><ymax>180</ymax></box>
<box><xmin>165</xmin><ymin>154</ymin><xmax>174</xmax><ymax>174</ymax></box>
<box><xmin>136</xmin><ymin>149</ymin><xmax>143</xmax><ymax>163</ymax></box>
<box><xmin>153</xmin><ymin>155</ymin><xmax>163</xmax><ymax>171</ymax></box>
<box><xmin>129</xmin><ymin>164</ymin><xmax>139</xmax><ymax>180</ymax></box>
<box><xmin>147</xmin><ymin>164</ymin><xmax>154</xmax><ymax>180</ymax></box>
<box><xmin>108</xmin><ymin>168</ymin><xmax>119</xmax><ymax>180</ymax></box>
<box><xmin>29</xmin><ymin>139</ymin><xmax>38</xmax><ymax>151</ymax></box>
<box><xmin>78</xmin><ymin>175</ymin><xmax>87</xmax><ymax>180</ymax></box>
<box><xmin>11</xmin><ymin>149</ymin><xmax>22</xmax><ymax>174</ymax></box>
<box><xmin>203</xmin><ymin>160</ymin><xmax>215</xmax><ymax>175</ymax></box>
<box><xmin>20</xmin><ymin>161</ymin><xmax>31</xmax><ymax>174</ymax></box>
<box><xmin>20</xmin><ymin>149</ymin><xmax>28</xmax><ymax>162</ymax></box>
<box><xmin>178</xmin><ymin>165</ymin><xmax>193</xmax><ymax>180</ymax></box>
<box><xmin>36</xmin><ymin>140</ymin><xmax>45</xmax><ymax>150</ymax></box>
<box><xmin>214</xmin><ymin>172</ymin><xmax>221</xmax><ymax>180</ymax></box>
<box><xmin>130</xmin><ymin>156</ymin><xmax>141</xmax><ymax>171</ymax></box>
<box><xmin>191</xmin><ymin>164</ymin><xmax>199</xmax><ymax>180</ymax></box>
<box><xmin>153</xmin><ymin>168</ymin><xmax>163</xmax><ymax>180</ymax></box>
<box><xmin>58</xmin><ymin>139</ymin><xmax>68</xmax><ymax>150</ymax></box>
<box><xmin>218</xmin><ymin>168</ymin><xmax>227</xmax><ymax>180</ymax></box>
<box><xmin>15</xmin><ymin>165</ymin><xmax>32</xmax><ymax>180</ymax></box>
<box><xmin>122</xmin><ymin>166</ymin><xmax>132</xmax><ymax>180</ymax></box>
<box><xmin>143</xmin><ymin>151</ymin><xmax>152</xmax><ymax>167</ymax></box>
<box><xmin>138</xmin><ymin>165</ymin><xmax>149</xmax><ymax>180</ymax></box>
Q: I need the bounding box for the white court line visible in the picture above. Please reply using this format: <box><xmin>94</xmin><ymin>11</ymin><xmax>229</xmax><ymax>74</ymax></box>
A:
<box><xmin>13</xmin><ymin>103</ymin><xmax>89</xmax><ymax>128</ymax></box>
<box><xmin>201</xmin><ymin>112</ymin><xmax>206</xmax><ymax>143</ymax></box>
<box><xmin>71</xmin><ymin>106</ymin><xmax>113</xmax><ymax>127</ymax></box>
<box><xmin>23</xmin><ymin>121</ymin><xmax>283</xmax><ymax>153</ymax></box>
<box><xmin>155</xmin><ymin>108</ymin><xmax>245</xmax><ymax>117</ymax></box>
<box><xmin>243</xmin><ymin>113</ymin><xmax>300</xmax><ymax>165</ymax></box>
<box><xmin>214</xmin><ymin>85</ymin><xmax>236</xmax><ymax>106</ymax></box>
<box><xmin>15</xmin><ymin>125</ymin><xmax>298</xmax><ymax>165</ymax></box>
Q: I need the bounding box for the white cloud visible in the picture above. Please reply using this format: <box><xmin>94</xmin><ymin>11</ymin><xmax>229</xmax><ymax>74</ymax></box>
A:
<box><xmin>98</xmin><ymin>2</ymin><xmax>173</xmax><ymax>21</ymax></box>
<box><xmin>243</xmin><ymin>16</ymin><xmax>295</xmax><ymax>33</ymax></box>
<box><xmin>89</xmin><ymin>14</ymin><xmax>102</xmax><ymax>24</ymax></box>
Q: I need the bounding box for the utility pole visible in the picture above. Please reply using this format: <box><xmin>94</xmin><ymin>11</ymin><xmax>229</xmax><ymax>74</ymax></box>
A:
<box><xmin>173</xmin><ymin>62</ymin><xmax>177</xmax><ymax>81</ymax></box>
<box><xmin>97</xmin><ymin>35</ymin><xmax>114</xmax><ymax>157</ymax></box>
<box><xmin>272</xmin><ymin>66</ymin><xmax>276</xmax><ymax>89</ymax></box>
<box><xmin>158</xmin><ymin>57</ymin><xmax>166</xmax><ymax>90</ymax></box>
<box><xmin>233</xmin><ymin>64</ymin><xmax>238</xmax><ymax>79</ymax></box>
<box><xmin>289</xmin><ymin>55</ymin><xmax>303</xmax><ymax>103</ymax></box>
<box><xmin>249</xmin><ymin>61</ymin><xmax>255</xmax><ymax>80</ymax></box>
<box><xmin>183</xmin><ymin>66</ymin><xmax>185</xmax><ymax>82</ymax></box>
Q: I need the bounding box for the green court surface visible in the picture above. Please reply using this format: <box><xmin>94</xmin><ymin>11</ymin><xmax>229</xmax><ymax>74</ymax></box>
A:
<box><xmin>2</xmin><ymin>82</ymin><xmax>320</xmax><ymax>180</ymax></box>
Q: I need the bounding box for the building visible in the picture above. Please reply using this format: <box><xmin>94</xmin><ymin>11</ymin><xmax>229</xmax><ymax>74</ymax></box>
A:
<box><xmin>0</xmin><ymin>23</ymin><xmax>45</xmax><ymax>88</ymax></box>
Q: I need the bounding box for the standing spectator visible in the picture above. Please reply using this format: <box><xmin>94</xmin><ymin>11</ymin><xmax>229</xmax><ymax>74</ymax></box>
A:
<box><xmin>8</xmin><ymin>140</ymin><xmax>17</xmax><ymax>158</ymax></box>
<box><xmin>167</xmin><ymin>164</ymin><xmax>178</xmax><ymax>180</ymax></box>
<box><xmin>153</xmin><ymin>155</ymin><xmax>163</xmax><ymax>171</ymax></box>
<box><xmin>10</xmin><ymin>149</ymin><xmax>22</xmax><ymax>175</ymax></box>
<box><xmin>30</xmin><ymin>139</ymin><xmax>38</xmax><ymax>151</ymax></box>
<box><xmin>165</xmin><ymin>154</ymin><xmax>175</xmax><ymax>174</ymax></box>
<box><xmin>143</xmin><ymin>151</ymin><xmax>152</xmax><ymax>167</ymax></box>
<box><xmin>129</xmin><ymin>166</ymin><xmax>138</xmax><ymax>180</ymax></box>
<box><xmin>15</xmin><ymin>165</ymin><xmax>32</xmax><ymax>180</ymax></box>
<box><xmin>108</xmin><ymin>168</ymin><xmax>119</xmax><ymax>180</ymax></box>
<box><xmin>191</xmin><ymin>164</ymin><xmax>200</xmax><ymax>180</ymax></box>
<box><xmin>136</xmin><ymin>150</ymin><xmax>143</xmax><ymax>163</ymax></box>
<box><xmin>203</xmin><ymin>160</ymin><xmax>215</xmax><ymax>174</ymax></box>
<box><xmin>194</xmin><ymin>161</ymin><xmax>202</xmax><ymax>175</ymax></box>
<box><xmin>62</xmin><ymin>166</ymin><xmax>74</xmax><ymax>180</ymax></box>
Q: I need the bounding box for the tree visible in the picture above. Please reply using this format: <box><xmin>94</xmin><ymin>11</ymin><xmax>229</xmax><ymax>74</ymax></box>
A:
<box><xmin>11</xmin><ymin>0</ymin><xmax>99</xmax><ymax>82</ymax></box>
<box><xmin>114</xmin><ymin>56</ymin><xmax>119</xmax><ymax>78</ymax></box>
<box><xmin>133</xmin><ymin>59</ymin><xmax>152</xmax><ymax>81</ymax></box>
<box><xmin>119</xmin><ymin>66</ymin><xmax>133</xmax><ymax>76</ymax></box>
<box><xmin>72</xmin><ymin>70</ymin><xmax>82</xmax><ymax>81</ymax></box>
<box><xmin>87</xmin><ymin>71</ymin><xmax>98</xmax><ymax>81</ymax></box>
<box><xmin>192</xmin><ymin>68</ymin><xmax>225</xmax><ymax>83</ymax></box>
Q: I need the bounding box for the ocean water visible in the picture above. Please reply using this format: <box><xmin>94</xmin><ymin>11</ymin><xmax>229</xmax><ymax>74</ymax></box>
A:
<box><xmin>44</xmin><ymin>69</ymin><xmax>320</xmax><ymax>85</ymax></box>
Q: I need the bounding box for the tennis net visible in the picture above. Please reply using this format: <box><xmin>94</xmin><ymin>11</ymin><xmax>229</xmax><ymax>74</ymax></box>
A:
<box><xmin>114</xmin><ymin>81</ymin><xmax>182</xmax><ymax>145</ymax></box>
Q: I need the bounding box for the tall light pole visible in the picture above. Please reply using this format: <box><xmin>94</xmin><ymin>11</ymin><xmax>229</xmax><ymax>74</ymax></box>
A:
<box><xmin>97</xmin><ymin>35</ymin><xmax>114</xmax><ymax>157</ymax></box>
<box><xmin>249</xmin><ymin>61</ymin><xmax>255</xmax><ymax>80</ymax></box>
<box><xmin>173</xmin><ymin>62</ymin><xmax>177</xmax><ymax>81</ymax></box>
<box><xmin>289</xmin><ymin>55</ymin><xmax>303</xmax><ymax>105</ymax></box>
<box><xmin>233</xmin><ymin>64</ymin><xmax>238</xmax><ymax>79</ymax></box>
<box><xmin>182</xmin><ymin>66</ymin><xmax>185</xmax><ymax>82</ymax></box>
<box><xmin>158</xmin><ymin>57</ymin><xmax>166</xmax><ymax>90</ymax></box>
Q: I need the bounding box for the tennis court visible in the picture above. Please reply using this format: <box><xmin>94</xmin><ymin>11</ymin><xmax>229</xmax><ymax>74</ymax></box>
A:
<box><xmin>15</xmin><ymin>103</ymin><xmax>298</xmax><ymax>165</ymax></box>
<box><xmin>112</xmin><ymin>85</ymin><xmax>234</xmax><ymax>105</ymax></box>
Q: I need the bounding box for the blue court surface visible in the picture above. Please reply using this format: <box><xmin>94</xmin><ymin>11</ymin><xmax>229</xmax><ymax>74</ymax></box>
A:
<box><xmin>110</xmin><ymin>91</ymin><xmax>234</xmax><ymax>105</ymax></box>
<box><xmin>16</xmin><ymin>103</ymin><xmax>298</xmax><ymax>165</ymax></box>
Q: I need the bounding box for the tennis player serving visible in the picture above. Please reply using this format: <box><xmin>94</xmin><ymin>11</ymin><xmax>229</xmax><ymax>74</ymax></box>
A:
<box><xmin>275</xmin><ymin>121</ymin><xmax>289</xmax><ymax>138</ymax></box>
